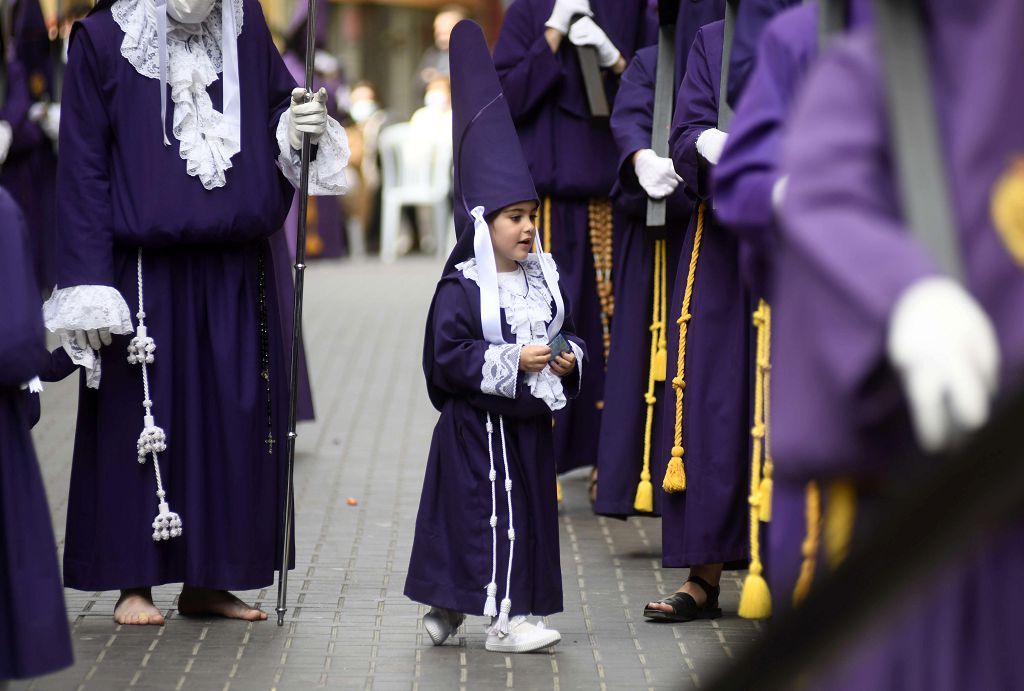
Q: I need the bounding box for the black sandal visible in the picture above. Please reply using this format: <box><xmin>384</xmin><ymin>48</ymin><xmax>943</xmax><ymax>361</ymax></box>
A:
<box><xmin>643</xmin><ymin>576</ymin><xmax>722</xmax><ymax>622</ymax></box>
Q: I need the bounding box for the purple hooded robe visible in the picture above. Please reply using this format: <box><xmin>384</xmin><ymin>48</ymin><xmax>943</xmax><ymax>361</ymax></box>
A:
<box><xmin>0</xmin><ymin>187</ymin><xmax>73</xmax><ymax>680</ymax></box>
<box><xmin>774</xmin><ymin>0</ymin><xmax>1024</xmax><ymax>684</ymax></box>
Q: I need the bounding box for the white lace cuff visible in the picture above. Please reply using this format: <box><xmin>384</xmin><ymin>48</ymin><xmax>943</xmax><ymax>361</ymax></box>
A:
<box><xmin>568</xmin><ymin>341</ymin><xmax>584</xmax><ymax>385</ymax></box>
<box><xmin>482</xmin><ymin>344</ymin><xmax>521</xmax><ymax>399</ymax></box>
<box><xmin>276</xmin><ymin>111</ymin><xmax>350</xmax><ymax>196</ymax></box>
<box><xmin>43</xmin><ymin>285</ymin><xmax>134</xmax><ymax>389</ymax></box>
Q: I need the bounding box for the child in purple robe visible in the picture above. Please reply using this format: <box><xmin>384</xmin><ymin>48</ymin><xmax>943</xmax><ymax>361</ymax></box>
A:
<box><xmin>0</xmin><ymin>186</ymin><xmax>73</xmax><ymax>680</ymax></box>
<box><xmin>405</xmin><ymin>21</ymin><xmax>586</xmax><ymax>655</ymax></box>
<box><xmin>42</xmin><ymin>0</ymin><xmax>347</xmax><ymax>625</ymax></box>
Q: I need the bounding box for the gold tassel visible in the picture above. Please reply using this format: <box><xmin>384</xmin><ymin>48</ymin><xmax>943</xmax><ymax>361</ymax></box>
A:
<box><xmin>663</xmin><ymin>446</ymin><xmax>687</xmax><ymax>492</ymax></box>
<box><xmin>662</xmin><ymin>203</ymin><xmax>705</xmax><ymax>494</ymax></box>
<box><xmin>740</xmin><ymin>300</ymin><xmax>773</xmax><ymax>619</ymax></box>
<box><xmin>653</xmin><ymin>241</ymin><xmax>668</xmax><ymax>382</ymax></box>
<box><xmin>758</xmin><ymin>303</ymin><xmax>774</xmax><ymax>523</ymax></box>
<box><xmin>792</xmin><ymin>481</ymin><xmax>822</xmax><ymax>606</ymax></box>
<box><xmin>823</xmin><ymin>480</ymin><xmax>857</xmax><ymax>570</ymax></box>
<box><xmin>738</xmin><ymin>560</ymin><xmax>772</xmax><ymax>619</ymax></box>
<box><xmin>636</xmin><ymin>241</ymin><xmax>665</xmax><ymax>513</ymax></box>
<box><xmin>556</xmin><ymin>478</ymin><xmax>563</xmax><ymax>504</ymax></box>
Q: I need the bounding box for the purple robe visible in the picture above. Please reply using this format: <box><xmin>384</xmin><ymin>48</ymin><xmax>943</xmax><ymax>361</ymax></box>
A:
<box><xmin>655</xmin><ymin>20</ymin><xmax>750</xmax><ymax>568</ymax></box>
<box><xmin>493</xmin><ymin>0</ymin><xmax>655</xmax><ymax>473</ymax></box>
<box><xmin>55</xmin><ymin>0</ymin><xmax>303</xmax><ymax>590</ymax></box>
<box><xmin>0</xmin><ymin>187</ymin><xmax>73</xmax><ymax>680</ymax></box>
<box><xmin>405</xmin><ymin>270</ymin><xmax>585</xmax><ymax>617</ymax></box>
<box><xmin>725</xmin><ymin>0</ymin><xmax>799</xmax><ymax>106</ymax></box>
<box><xmin>0</xmin><ymin>0</ymin><xmax>58</xmax><ymax>293</ymax></box>
<box><xmin>774</xmin><ymin>0</ymin><xmax>1024</xmax><ymax>683</ymax></box>
<box><xmin>595</xmin><ymin>45</ymin><xmax>693</xmax><ymax>518</ymax></box>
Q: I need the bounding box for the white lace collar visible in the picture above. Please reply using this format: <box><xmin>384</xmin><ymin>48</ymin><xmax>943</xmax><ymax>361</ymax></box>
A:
<box><xmin>112</xmin><ymin>0</ymin><xmax>245</xmax><ymax>189</ymax></box>
<box><xmin>458</xmin><ymin>255</ymin><xmax>570</xmax><ymax>410</ymax></box>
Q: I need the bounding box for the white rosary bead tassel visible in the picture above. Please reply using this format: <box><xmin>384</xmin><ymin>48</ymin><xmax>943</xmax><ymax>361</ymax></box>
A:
<box><xmin>496</xmin><ymin>597</ymin><xmax>512</xmax><ymax>635</ymax></box>
<box><xmin>152</xmin><ymin>500</ymin><xmax>183</xmax><ymax>542</ymax></box>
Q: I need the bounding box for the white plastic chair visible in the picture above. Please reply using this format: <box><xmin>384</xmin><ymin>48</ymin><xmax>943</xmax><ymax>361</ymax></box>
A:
<box><xmin>377</xmin><ymin>122</ymin><xmax>454</xmax><ymax>263</ymax></box>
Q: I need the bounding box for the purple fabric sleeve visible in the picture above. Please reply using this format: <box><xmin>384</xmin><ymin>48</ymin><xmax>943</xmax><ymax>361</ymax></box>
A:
<box><xmin>669</xmin><ymin>27</ymin><xmax>716</xmax><ymax>201</ymax></box>
<box><xmin>493</xmin><ymin>1</ymin><xmax>565</xmax><ymax>122</ymax></box>
<box><xmin>772</xmin><ymin>34</ymin><xmax>939</xmax><ymax>475</ymax></box>
<box><xmin>0</xmin><ymin>190</ymin><xmax>45</xmax><ymax>386</ymax></box>
<box><xmin>610</xmin><ymin>48</ymin><xmax>657</xmax><ymax>192</ymax></box>
<box><xmin>55</xmin><ymin>27</ymin><xmax>115</xmax><ymax>288</ymax></box>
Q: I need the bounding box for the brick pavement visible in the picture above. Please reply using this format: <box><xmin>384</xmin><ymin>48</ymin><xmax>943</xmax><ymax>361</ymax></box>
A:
<box><xmin>17</xmin><ymin>257</ymin><xmax>761</xmax><ymax>691</ymax></box>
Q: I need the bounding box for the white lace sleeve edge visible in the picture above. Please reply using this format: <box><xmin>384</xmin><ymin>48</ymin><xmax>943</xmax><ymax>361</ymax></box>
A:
<box><xmin>276</xmin><ymin>111</ymin><xmax>351</xmax><ymax>196</ymax></box>
<box><xmin>482</xmin><ymin>343</ymin><xmax>521</xmax><ymax>399</ymax></box>
<box><xmin>43</xmin><ymin>285</ymin><xmax>134</xmax><ymax>333</ymax></box>
<box><xmin>568</xmin><ymin>341</ymin><xmax>584</xmax><ymax>387</ymax></box>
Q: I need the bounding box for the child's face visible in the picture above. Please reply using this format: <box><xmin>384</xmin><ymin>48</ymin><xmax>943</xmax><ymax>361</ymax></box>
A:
<box><xmin>489</xmin><ymin>201</ymin><xmax>539</xmax><ymax>267</ymax></box>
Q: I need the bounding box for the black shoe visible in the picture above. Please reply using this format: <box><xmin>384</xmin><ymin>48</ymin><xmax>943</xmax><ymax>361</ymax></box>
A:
<box><xmin>643</xmin><ymin>575</ymin><xmax>722</xmax><ymax>622</ymax></box>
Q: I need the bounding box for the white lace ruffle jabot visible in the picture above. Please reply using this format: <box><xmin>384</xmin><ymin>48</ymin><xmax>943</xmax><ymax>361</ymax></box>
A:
<box><xmin>459</xmin><ymin>256</ymin><xmax>581</xmax><ymax>411</ymax></box>
<box><xmin>113</xmin><ymin>0</ymin><xmax>244</xmax><ymax>190</ymax></box>
<box><xmin>275</xmin><ymin>111</ymin><xmax>350</xmax><ymax>195</ymax></box>
<box><xmin>43</xmin><ymin>285</ymin><xmax>135</xmax><ymax>389</ymax></box>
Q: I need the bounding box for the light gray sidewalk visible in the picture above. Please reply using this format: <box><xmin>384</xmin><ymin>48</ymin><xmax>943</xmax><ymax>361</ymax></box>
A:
<box><xmin>19</xmin><ymin>257</ymin><xmax>760</xmax><ymax>690</ymax></box>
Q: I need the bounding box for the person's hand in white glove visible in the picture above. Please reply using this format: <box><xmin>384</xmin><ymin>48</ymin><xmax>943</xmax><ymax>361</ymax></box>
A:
<box><xmin>567</xmin><ymin>16</ymin><xmax>621</xmax><ymax>68</ymax></box>
<box><xmin>887</xmin><ymin>276</ymin><xmax>1000</xmax><ymax>453</ymax></box>
<box><xmin>0</xmin><ymin>120</ymin><xmax>12</xmax><ymax>166</ymax></box>
<box><xmin>545</xmin><ymin>0</ymin><xmax>591</xmax><ymax>35</ymax></box>
<box><xmin>771</xmin><ymin>175</ymin><xmax>788</xmax><ymax>213</ymax></box>
<box><xmin>74</xmin><ymin>327</ymin><xmax>113</xmax><ymax>350</ymax></box>
<box><xmin>288</xmin><ymin>87</ymin><xmax>328</xmax><ymax>151</ymax></box>
<box><xmin>29</xmin><ymin>102</ymin><xmax>60</xmax><ymax>143</ymax></box>
<box><xmin>633</xmin><ymin>149</ymin><xmax>682</xmax><ymax>200</ymax></box>
<box><xmin>695</xmin><ymin>128</ymin><xmax>728</xmax><ymax>166</ymax></box>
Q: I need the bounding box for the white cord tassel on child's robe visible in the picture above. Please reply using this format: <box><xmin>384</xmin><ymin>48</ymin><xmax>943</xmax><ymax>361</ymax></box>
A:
<box><xmin>483</xmin><ymin>413</ymin><xmax>517</xmax><ymax>635</ymax></box>
<box><xmin>484</xmin><ymin>413</ymin><xmax>499</xmax><ymax>618</ymax></box>
<box><xmin>128</xmin><ymin>249</ymin><xmax>182</xmax><ymax>542</ymax></box>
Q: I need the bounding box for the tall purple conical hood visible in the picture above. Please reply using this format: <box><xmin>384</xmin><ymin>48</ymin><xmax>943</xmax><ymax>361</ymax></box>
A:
<box><xmin>448</xmin><ymin>19</ymin><xmax>537</xmax><ymax>263</ymax></box>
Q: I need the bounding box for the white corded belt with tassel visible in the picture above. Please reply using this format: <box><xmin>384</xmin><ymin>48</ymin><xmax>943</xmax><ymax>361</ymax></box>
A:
<box><xmin>127</xmin><ymin>248</ymin><xmax>183</xmax><ymax>542</ymax></box>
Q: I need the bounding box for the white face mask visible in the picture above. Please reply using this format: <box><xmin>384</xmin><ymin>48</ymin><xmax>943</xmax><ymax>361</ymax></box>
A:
<box><xmin>166</xmin><ymin>0</ymin><xmax>216</xmax><ymax>24</ymax></box>
<box><xmin>350</xmin><ymin>100</ymin><xmax>377</xmax><ymax>124</ymax></box>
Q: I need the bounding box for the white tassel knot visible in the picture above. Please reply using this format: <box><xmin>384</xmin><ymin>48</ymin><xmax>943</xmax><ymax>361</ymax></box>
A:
<box><xmin>496</xmin><ymin>597</ymin><xmax>513</xmax><ymax>635</ymax></box>
<box><xmin>151</xmin><ymin>501</ymin><xmax>183</xmax><ymax>542</ymax></box>
<box><xmin>137</xmin><ymin>425</ymin><xmax>167</xmax><ymax>463</ymax></box>
<box><xmin>127</xmin><ymin>325</ymin><xmax>156</xmax><ymax>365</ymax></box>
<box><xmin>484</xmin><ymin>582</ymin><xmax>498</xmax><ymax>617</ymax></box>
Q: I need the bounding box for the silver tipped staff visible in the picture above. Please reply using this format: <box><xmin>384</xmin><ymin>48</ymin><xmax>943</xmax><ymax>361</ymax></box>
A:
<box><xmin>276</xmin><ymin>0</ymin><xmax>318</xmax><ymax>627</ymax></box>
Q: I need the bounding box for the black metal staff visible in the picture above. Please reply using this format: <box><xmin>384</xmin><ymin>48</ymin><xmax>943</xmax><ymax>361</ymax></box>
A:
<box><xmin>276</xmin><ymin>0</ymin><xmax>318</xmax><ymax>627</ymax></box>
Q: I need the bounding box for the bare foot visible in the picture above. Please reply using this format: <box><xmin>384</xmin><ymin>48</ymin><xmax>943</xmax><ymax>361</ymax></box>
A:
<box><xmin>177</xmin><ymin>586</ymin><xmax>268</xmax><ymax>621</ymax></box>
<box><xmin>114</xmin><ymin>588</ymin><xmax>166</xmax><ymax>625</ymax></box>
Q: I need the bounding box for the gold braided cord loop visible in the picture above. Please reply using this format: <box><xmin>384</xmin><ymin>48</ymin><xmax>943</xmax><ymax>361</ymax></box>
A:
<box><xmin>793</xmin><ymin>480</ymin><xmax>822</xmax><ymax>606</ymax></box>
<box><xmin>663</xmin><ymin>202</ymin><xmax>706</xmax><ymax>494</ymax></box>
<box><xmin>634</xmin><ymin>239</ymin><xmax>667</xmax><ymax>513</ymax></box>
<box><xmin>739</xmin><ymin>299</ymin><xmax>772</xmax><ymax>619</ymax></box>
<box><xmin>588</xmin><ymin>199</ymin><xmax>615</xmax><ymax>364</ymax></box>
<box><xmin>542</xmin><ymin>196</ymin><xmax>552</xmax><ymax>252</ymax></box>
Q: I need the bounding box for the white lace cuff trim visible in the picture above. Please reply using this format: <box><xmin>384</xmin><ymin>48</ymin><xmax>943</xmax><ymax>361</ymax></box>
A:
<box><xmin>568</xmin><ymin>340</ymin><xmax>584</xmax><ymax>384</ymax></box>
<box><xmin>276</xmin><ymin>111</ymin><xmax>351</xmax><ymax>196</ymax></box>
<box><xmin>482</xmin><ymin>344</ymin><xmax>521</xmax><ymax>399</ymax></box>
<box><xmin>43</xmin><ymin>285</ymin><xmax>134</xmax><ymax>389</ymax></box>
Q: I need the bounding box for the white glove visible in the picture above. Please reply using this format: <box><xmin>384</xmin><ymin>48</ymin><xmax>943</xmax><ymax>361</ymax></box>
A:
<box><xmin>288</xmin><ymin>87</ymin><xmax>328</xmax><ymax>151</ymax></box>
<box><xmin>696</xmin><ymin>128</ymin><xmax>728</xmax><ymax>166</ymax></box>
<box><xmin>771</xmin><ymin>175</ymin><xmax>788</xmax><ymax>213</ymax></box>
<box><xmin>74</xmin><ymin>327</ymin><xmax>113</xmax><ymax>350</ymax></box>
<box><xmin>887</xmin><ymin>276</ymin><xmax>1000</xmax><ymax>453</ymax></box>
<box><xmin>0</xmin><ymin>120</ymin><xmax>11</xmax><ymax>165</ymax></box>
<box><xmin>567</xmin><ymin>16</ymin><xmax>621</xmax><ymax>68</ymax></box>
<box><xmin>29</xmin><ymin>102</ymin><xmax>60</xmax><ymax>143</ymax></box>
<box><xmin>634</xmin><ymin>149</ymin><xmax>682</xmax><ymax>200</ymax></box>
<box><xmin>545</xmin><ymin>0</ymin><xmax>592</xmax><ymax>34</ymax></box>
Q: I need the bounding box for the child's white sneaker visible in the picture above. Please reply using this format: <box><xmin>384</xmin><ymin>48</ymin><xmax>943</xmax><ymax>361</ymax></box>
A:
<box><xmin>485</xmin><ymin>616</ymin><xmax>561</xmax><ymax>653</ymax></box>
<box><xmin>423</xmin><ymin>607</ymin><xmax>465</xmax><ymax>646</ymax></box>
